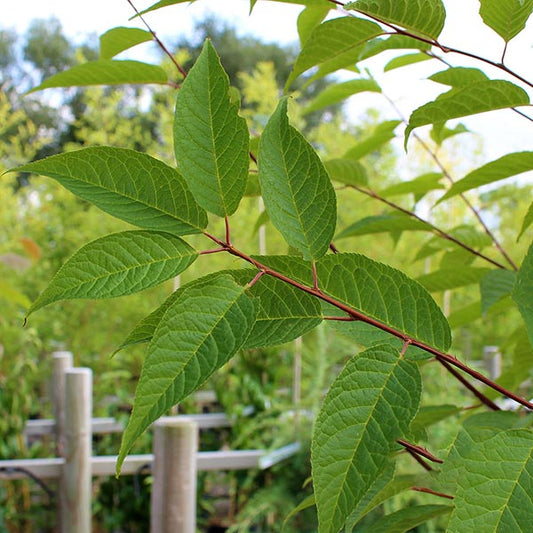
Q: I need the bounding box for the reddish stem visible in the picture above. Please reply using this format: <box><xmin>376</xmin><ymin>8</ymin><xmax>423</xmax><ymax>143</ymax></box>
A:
<box><xmin>405</xmin><ymin>449</ymin><xmax>433</xmax><ymax>471</ymax></box>
<box><xmin>412</xmin><ymin>486</ymin><xmax>455</xmax><ymax>500</ymax></box>
<box><xmin>397</xmin><ymin>439</ymin><xmax>443</xmax><ymax>464</ymax></box>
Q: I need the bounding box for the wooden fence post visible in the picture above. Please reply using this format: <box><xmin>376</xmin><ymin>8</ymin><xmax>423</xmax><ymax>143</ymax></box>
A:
<box><xmin>483</xmin><ymin>345</ymin><xmax>502</xmax><ymax>380</ymax></box>
<box><xmin>60</xmin><ymin>368</ymin><xmax>92</xmax><ymax>533</ymax></box>
<box><xmin>52</xmin><ymin>351</ymin><xmax>73</xmax><ymax>456</ymax></box>
<box><xmin>151</xmin><ymin>418</ymin><xmax>198</xmax><ymax>533</ymax></box>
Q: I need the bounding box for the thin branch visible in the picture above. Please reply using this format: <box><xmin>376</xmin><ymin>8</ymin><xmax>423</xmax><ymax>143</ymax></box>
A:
<box><xmin>405</xmin><ymin>449</ymin><xmax>434</xmax><ymax>471</ymax></box>
<box><xmin>501</xmin><ymin>41</ymin><xmax>509</xmax><ymax>65</ymax></box>
<box><xmin>247</xmin><ymin>270</ymin><xmax>266</xmax><ymax>288</ymax></box>
<box><xmin>225</xmin><ymin>217</ymin><xmax>231</xmax><ymax>246</ymax></box>
<box><xmin>412</xmin><ymin>486</ymin><xmax>455</xmax><ymax>500</ymax></box>
<box><xmin>379</xmin><ymin>90</ymin><xmax>519</xmax><ymax>271</ymax></box>
<box><xmin>126</xmin><ymin>0</ymin><xmax>188</xmax><ymax>79</ymax></box>
<box><xmin>397</xmin><ymin>439</ymin><xmax>444</xmax><ymax>464</ymax></box>
<box><xmin>400</xmin><ymin>338</ymin><xmax>412</xmax><ymax>357</ymax></box>
<box><xmin>347</xmin><ymin>183</ymin><xmax>508</xmax><ymax>270</ymax></box>
<box><xmin>437</xmin><ymin>359</ymin><xmax>500</xmax><ymax>411</ymax></box>
<box><xmin>323</xmin><ymin>315</ymin><xmax>356</xmax><ymax>321</ymax></box>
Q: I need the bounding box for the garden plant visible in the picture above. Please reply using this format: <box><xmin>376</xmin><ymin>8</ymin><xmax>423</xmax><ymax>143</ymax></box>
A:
<box><xmin>5</xmin><ymin>0</ymin><xmax>533</xmax><ymax>531</ymax></box>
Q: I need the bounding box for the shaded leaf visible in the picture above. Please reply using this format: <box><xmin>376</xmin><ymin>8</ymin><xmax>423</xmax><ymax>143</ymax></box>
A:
<box><xmin>117</xmin><ymin>275</ymin><xmax>257</xmax><ymax>473</ymax></box>
<box><xmin>379</xmin><ymin>172</ymin><xmax>444</xmax><ymax>199</ymax></box>
<box><xmin>346</xmin><ymin>0</ymin><xmax>446</xmax><ymax>39</ymax></box>
<box><xmin>417</xmin><ymin>267</ymin><xmax>490</xmax><ymax>292</ymax></box>
<box><xmin>448</xmin><ymin>302</ymin><xmax>482</xmax><ymax>328</ymax></box>
<box><xmin>358</xmin><ymin>505</ymin><xmax>452</xmax><ymax>533</ymax></box>
<box><xmin>443</xmin><ymin>417</ymin><xmax>533</xmax><ymax>531</ymax></box>
<box><xmin>384</xmin><ymin>52</ymin><xmax>432</xmax><ymax>71</ymax></box>
<box><xmin>99</xmin><ymin>27</ymin><xmax>153</xmax><ymax>59</ymax></box>
<box><xmin>479</xmin><ymin>0</ymin><xmax>533</xmax><ymax>42</ymax></box>
<box><xmin>11</xmin><ymin>147</ymin><xmax>208</xmax><ymax>235</ymax></box>
<box><xmin>258</xmin><ymin>98</ymin><xmax>336</xmax><ymax>260</ymax></box>
<box><xmin>512</xmin><ymin>242</ymin><xmax>533</xmax><ymax>347</ymax></box>
<box><xmin>430</xmin><ymin>122</ymin><xmax>469</xmax><ymax>146</ymax></box>
<box><xmin>258</xmin><ymin>253</ymin><xmax>452</xmax><ymax>351</ymax></box>
<box><xmin>0</xmin><ymin>281</ymin><xmax>31</xmax><ymax>308</ymax></box>
<box><xmin>344</xmin><ymin>120</ymin><xmax>400</xmax><ymax>160</ymax></box>
<box><xmin>406</xmin><ymin>80</ymin><xmax>529</xmax><ymax>146</ymax></box>
<box><xmin>323</xmin><ymin>158</ymin><xmax>368</xmax><ymax>186</ymax></box>
<box><xmin>312</xmin><ymin>344</ymin><xmax>421</xmax><ymax>532</ymax></box>
<box><xmin>27</xmin><ymin>231</ymin><xmax>197</xmax><ymax>317</ymax></box>
<box><xmin>480</xmin><ymin>269</ymin><xmax>516</xmax><ymax>315</ymax></box>
<box><xmin>303</xmin><ymin>78</ymin><xmax>381</xmax><ymax>114</ymax></box>
<box><xmin>411</xmin><ymin>405</ymin><xmax>462</xmax><ymax>434</ymax></box>
<box><xmin>336</xmin><ymin>213</ymin><xmax>433</xmax><ymax>240</ymax></box>
<box><xmin>438</xmin><ymin>152</ymin><xmax>533</xmax><ymax>203</ymax></box>
<box><xmin>286</xmin><ymin>16</ymin><xmax>383</xmax><ymax>89</ymax></box>
<box><xmin>518</xmin><ymin>201</ymin><xmax>533</xmax><ymax>241</ymax></box>
<box><xmin>174</xmin><ymin>40</ymin><xmax>249</xmax><ymax>217</ymax></box>
<box><xmin>28</xmin><ymin>60</ymin><xmax>168</xmax><ymax>92</ymax></box>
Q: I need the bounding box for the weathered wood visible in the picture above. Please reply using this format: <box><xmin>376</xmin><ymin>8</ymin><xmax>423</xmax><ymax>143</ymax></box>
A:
<box><xmin>61</xmin><ymin>368</ymin><xmax>92</xmax><ymax>533</ymax></box>
<box><xmin>52</xmin><ymin>351</ymin><xmax>73</xmax><ymax>455</ymax></box>
<box><xmin>151</xmin><ymin>418</ymin><xmax>198</xmax><ymax>533</ymax></box>
<box><xmin>24</xmin><ymin>417</ymin><xmax>123</xmax><ymax>437</ymax></box>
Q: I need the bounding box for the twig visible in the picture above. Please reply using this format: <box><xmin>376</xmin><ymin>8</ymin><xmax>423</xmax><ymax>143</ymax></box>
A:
<box><xmin>412</xmin><ymin>486</ymin><xmax>454</xmax><ymax>500</ymax></box>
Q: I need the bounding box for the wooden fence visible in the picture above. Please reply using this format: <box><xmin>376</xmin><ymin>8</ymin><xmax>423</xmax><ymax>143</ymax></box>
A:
<box><xmin>0</xmin><ymin>351</ymin><xmax>300</xmax><ymax>532</ymax></box>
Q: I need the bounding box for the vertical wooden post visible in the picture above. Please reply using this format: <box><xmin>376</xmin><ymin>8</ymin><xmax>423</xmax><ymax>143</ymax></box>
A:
<box><xmin>61</xmin><ymin>368</ymin><xmax>92</xmax><ymax>533</ymax></box>
<box><xmin>483</xmin><ymin>346</ymin><xmax>502</xmax><ymax>380</ymax></box>
<box><xmin>52</xmin><ymin>351</ymin><xmax>73</xmax><ymax>456</ymax></box>
<box><xmin>151</xmin><ymin>418</ymin><xmax>198</xmax><ymax>533</ymax></box>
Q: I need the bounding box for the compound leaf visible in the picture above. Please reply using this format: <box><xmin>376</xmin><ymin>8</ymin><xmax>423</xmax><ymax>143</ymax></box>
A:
<box><xmin>11</xmin><ymin>147</ymin><xmax>207</xmax><ymax>235</ymax></box>
<box><xmin>174</xmin><ymin>40</ymin><xmax>249</xmax><ymax>217</ymax></box>
<box><xmin>27</xmin><ymin>231</ymin><xmax>197</xmax><ymax>317</ymax></box>
<box><xmin>117</xmin><ymin>275</ymin><xmax>257</xmax><ymax>474</ymax></box>
<box><xmin>258</xmin><ymin>98</ymin><xmax>336</xmax><ymax>260</ymax></box>
<box><xmin>312</xmin><ymin>344</ymin><xmax>421</xmax><ymax>532</ymax></box>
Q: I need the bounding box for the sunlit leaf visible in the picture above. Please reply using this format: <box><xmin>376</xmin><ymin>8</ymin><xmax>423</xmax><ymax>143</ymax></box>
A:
<box><xmin>28</xmin><ymin>60</ymin><xmax>168</xmax><ymax>92</ymax></box>
<box><xmin>99</xmin><ymin>27</ymin><xmax>153</xmax><ymax>59</ymax></box>
<box><xmin>324</xmin><ymin>158</ymin><xmax>368</xmax><ymax>186</ymax></box>
<box><xmin>346</xmin><ymin>0</ymin><xmax>446</xmax><ymax>39</ymax></box>
<box><xmin>297</xmin><ymin>5</ymin><xmax>331</xmax><ymax>45</ymax></box>
<box><xmin>174</xmin><ymin>40</ymin><xmax>249</xmax><ymax>217</ymax></box>
<box><xmin>417</xmin><ymin>267</ymin><xmax>490</xmax><ymax>292</ymax></box>
<box><xmin>479</xmin><ymin>0</ymin><xmax>533</xmax><ymax>42</ymax></box>
<box><xmin>384</xmin><ymin>52</ymin><xmax>432</xmax><ymax>71</ymax></box>
<box><xmin>258</xmin><ymin>98</ymin><xmax>336</xmax><ymax>260</ymax></box>
<box><xmin>344</xmin><ymin>120</ymin><xmax>400</xmax><ymax>160</ymax></box>
<box><xmin>518</xmin><ymin>201</ymin><xmax>533</xmax><ymax>241</ymax></box>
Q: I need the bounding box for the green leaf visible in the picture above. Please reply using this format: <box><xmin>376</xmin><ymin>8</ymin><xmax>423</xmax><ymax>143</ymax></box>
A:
<box><xmin>283</xmin><ymin>494</ymin><xmax>316</xmax><ymax>529</ymax></box>
<box><xmin>258</xmin><ymin>98</ymin><xmax>337</xmax><ymax>260</ymax></box>
<box><xmin>417</xmin><ymin>267</ymin><xmax>490</xmax><ymax>292</ymax></box>
<box><xmin>117</xmin><ymin>269</ymin><xmax>322</xmax><ymax>353</ymax></box>
<box><xmin>479</xmin><ymin>0</ymin><xmax>533</xmax><ymax>42</ymax></box>
<box><xmin>443</xmin><ymin>420</ymin><xmax>533</xmax><ymax>530</ymax></box>
<box><xmin>357</xmin><ymin>34</ymin><xmax>431</xmax><ymax>63</ymax></box>
<box><xmin>303</xmin><ymin>78</ymin><xmax>381</xmax><ymax>114</ymax></box>
<box><xmin>286</xmin><ymin>17</ymin><xmax>383</xmax><ymax>89</ymax></box>
<box><xmin>117</xmin><ymin>275</ymin><xmax>257</xmax><ymax>474</ymax></box>
<box><xmin>430</xmin><ymin>122</ymin><xmax>469</xmax><ymax>146</ymax></box>
<box><xmin>480</xmin><ymin>269</ymin><xmax>516</xmax><ymax>315</ymax></box>
<box><xmin>135</xmin><ymin>0</ymin><xmax>196</xmax><ymax>17</ymax></box>
<box><xmin>230</xmin><ymin>270</ymin><xmax>323</xmax><ymax>348</ymax></box>
<box><xmin>28</xmin><ymin>60</ymin><xmax>168</xmax><ymax>92</ymax></box>
<box><xmin>11</xmin><ymin>147</ymin><xmax>208</xmax><ymax>235</ymax></box>
<box><xmin>26</xmin><ymin>231</ymin><xmax>197</xmax><ymax>317</ymax></box>
<box><xmin>405</xmin><ymin>80</ymin><xmax>530</xmax><ymax>146</ymax></box>
<box><xmin>358</xmin><ymin>505</ymin><xmax>452</xmax><ymax>533</ymax></box>
<box><xmin>323</xmin><ymin>158</ymin><xmax>368</xmax><ymax>186</ymax></box>
<box><xmin>99</xmin><ymin>27</ymin><xmax>153</xmax><ymax>59</ymax></box>
<box><xmin>257</xmin><ymin>253</ymin><xmax>452</xmax><ymax>351</ymax></box>
<box><xmin>513</xmin><ymin>242</ymin><xmax>533</xmax><ymax>347</ymax></box>
<box><xmin>518</xmin><ymin>201</ymin><xmax>533</xmax><ymax>241</ymax></box>
<box><xmin>379</xmin><ymin>172</ymin><xmax>444</xmax><ymax>199</ymax></box>
<box><xmin>411</xmin><ymin>404</ymin><xmax>462</xmax><ymax>433</ymax></box>
<box><xmin>384</xmin><ymin>52</ymin><xmax>432</xmax><ymax>72</ymax></box>
<box><xmin>0</xmin><ymin>281</ymin><xmax>31</xmax><ymax>308</ymax></box>
<box><xmin>346</xmin><ymin>0</ymin><xmax>446</xmax><ymax>39</ymax></box>
<box><xmin>448</xmin><ymin>301</ymin><xmax>482</xmax><ymax>328</ymax></box>
<box><xmin>312</xmin><ymin>344</ymin><xmax>421</xmax><ymax>533</ymax></box>
<box><xmin>336</xmin><ymin>213</ymin><xmax>433</xmax><ymax>240</ymax></box>
<box><xmin>174</xmin><ymin>40</ymin><xmax>249</xmax><ymax>217</ymax></box>
<box><xmin>297</xmin><ymin>5</ymin><xmax>331</xmax><ymax>45</ymax></box>
<box><xmin>429</xmin><ymin>67</ymin><xmax>489</xmax><ymax>87</ymax></box>
<box><xmin>343</xmin><ymin>120</ymin><xmax>400</xmax><ymax>160</ymax></box>
<box><xmin>346</xmin><ymin>473</ymin><xmax>422</xmax><ymax>531</ymax></box>
<box><xmin>438</xmin><ymin>152</ymin><xmax>533</xmax><ymax>203</ymax></box>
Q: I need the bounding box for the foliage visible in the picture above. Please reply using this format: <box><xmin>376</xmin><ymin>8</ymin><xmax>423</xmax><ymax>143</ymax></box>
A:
<box><xmin>4</xmin><ymin>0</ymin><xmax>533</xmax><ymax>531</ymax></box>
